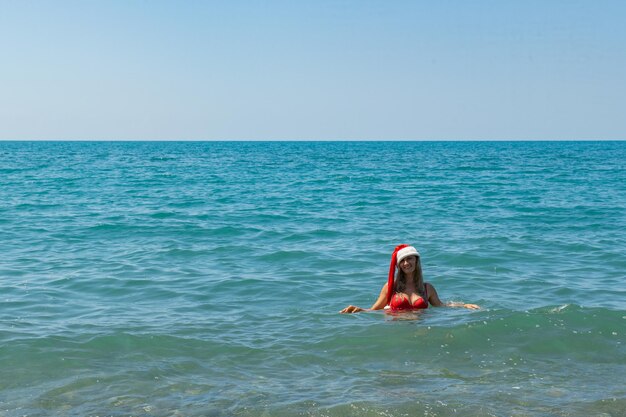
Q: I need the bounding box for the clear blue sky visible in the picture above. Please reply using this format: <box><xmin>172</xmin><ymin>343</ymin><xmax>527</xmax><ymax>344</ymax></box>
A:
<box><xmin>1</xmin><ymin>1</ymin><xmax>624</xmax><ymax>140</ymax></box>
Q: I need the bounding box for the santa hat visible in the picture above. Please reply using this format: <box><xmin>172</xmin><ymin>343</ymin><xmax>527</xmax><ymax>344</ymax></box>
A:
<box><xmin>386</xmin><ymin>244</ymin><xmax>420</xmax><ymax>306</ymax></box>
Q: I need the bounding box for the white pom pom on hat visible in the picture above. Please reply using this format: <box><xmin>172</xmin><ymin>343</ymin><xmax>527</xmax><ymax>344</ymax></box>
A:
<box><xmin>396</xmin><ymin>246</ymin><xmax>420</xmax><ymax>265</ymax></box>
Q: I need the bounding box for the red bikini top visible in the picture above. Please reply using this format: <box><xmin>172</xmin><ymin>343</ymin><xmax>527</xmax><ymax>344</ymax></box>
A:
<box><xmin>389</xmin><ymin>286</ymin><xmax>429</xmax><ymax>311</ymax></box>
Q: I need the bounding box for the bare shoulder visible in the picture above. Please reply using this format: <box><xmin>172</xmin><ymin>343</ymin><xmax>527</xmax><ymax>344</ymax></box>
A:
<box><xmin>425</xmin><ymin>282</ymin><xmax>444</xmax><ymax>306</ymax></box>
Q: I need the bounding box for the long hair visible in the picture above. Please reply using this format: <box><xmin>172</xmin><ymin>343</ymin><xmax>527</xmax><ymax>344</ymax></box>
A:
<box><xmin>393</xmin><ymin>257</ymin><xmax>425</xmax><ymax>296</ymax></box>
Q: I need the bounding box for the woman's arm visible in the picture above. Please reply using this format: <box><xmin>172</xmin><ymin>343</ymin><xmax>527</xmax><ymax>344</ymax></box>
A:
<box><xmin>339</xmin><ymin>283</ymin><xmax>389</xmax><ymax>314</ymax></box>
<box><xmin>426</xmin><ymin>283</ymin><xmax>480</xmax><ymax>309</ymax></box>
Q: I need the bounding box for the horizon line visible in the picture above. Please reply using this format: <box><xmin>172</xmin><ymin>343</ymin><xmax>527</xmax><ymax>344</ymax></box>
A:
<box><xmin>1</xmin><ymin>138</ymin><xmax>625</xmax><ymax>142</ymax></box>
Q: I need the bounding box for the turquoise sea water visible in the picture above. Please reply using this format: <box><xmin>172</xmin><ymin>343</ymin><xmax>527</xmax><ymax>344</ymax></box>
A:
<box><xmin>1</xmin><ymin>141</ymin><xmax>625</xmax><ymax>417</ymax></box>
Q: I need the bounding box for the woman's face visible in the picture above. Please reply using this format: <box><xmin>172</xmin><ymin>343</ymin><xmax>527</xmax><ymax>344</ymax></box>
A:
<box><xmin>399</xmin><ymin>255</ymin><xmax>417</xmax><ymax>274</ymax></box>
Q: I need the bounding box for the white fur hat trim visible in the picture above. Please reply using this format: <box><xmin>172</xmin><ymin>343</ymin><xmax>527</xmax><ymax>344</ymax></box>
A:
<box><xmin>396</xmin><ymin>246</ymin><xmax>420</xmax><ymax>265</ymax></box>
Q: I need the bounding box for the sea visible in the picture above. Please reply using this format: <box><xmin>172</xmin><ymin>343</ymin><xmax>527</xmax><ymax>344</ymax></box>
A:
<box><xmin>0</xmin><ymin>141</ymin><xmax>625</xmax><ymax>417</ymax></box>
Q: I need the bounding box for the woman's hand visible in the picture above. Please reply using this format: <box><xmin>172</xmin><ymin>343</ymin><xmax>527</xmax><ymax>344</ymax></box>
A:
<box><xmin>339</xmin><ymin>305</ymin><xmax>366</xmax><ymax>314</ymax></box>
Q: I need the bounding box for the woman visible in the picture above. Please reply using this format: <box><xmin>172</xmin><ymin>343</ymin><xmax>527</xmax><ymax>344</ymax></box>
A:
<box><xmin>340</xmin><ymin>244</ymin><xmax>480</xmax><ymax>313</ymax></box>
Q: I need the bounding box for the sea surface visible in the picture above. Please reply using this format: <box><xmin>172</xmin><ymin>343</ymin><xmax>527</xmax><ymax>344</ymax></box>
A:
<box><xmin>0</xmin><ymin>141</ymin><xmax>625</xmax><ymax>417</ymax></box>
